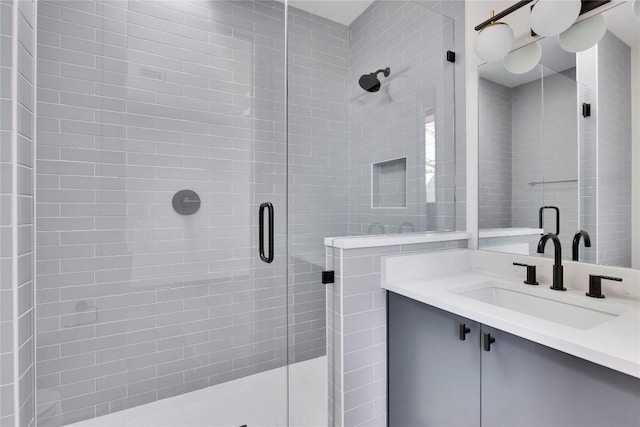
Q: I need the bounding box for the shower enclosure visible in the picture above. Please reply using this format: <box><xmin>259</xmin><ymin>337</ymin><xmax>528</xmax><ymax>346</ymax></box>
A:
<box><xmin>33</xmin><ymin>1</ymin><xmax>301</xmax><ymax>425</ymax></box>
<box><xmin>0</xmin><ymin>0</ymin><xmax>462</xmax><ymax>426</ymax></box>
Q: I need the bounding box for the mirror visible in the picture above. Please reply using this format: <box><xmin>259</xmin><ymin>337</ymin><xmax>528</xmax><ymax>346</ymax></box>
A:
<box><xmin>477</xmin><ymin>3</ymin><xmax>639</xmax><ymax>269</ymax></box>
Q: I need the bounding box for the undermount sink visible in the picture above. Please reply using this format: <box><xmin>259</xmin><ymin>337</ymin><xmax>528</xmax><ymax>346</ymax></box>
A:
<box><xmin>456</xmin><ymin>283</ymin><xmax>628</xmax><ymax>329</ymax></box>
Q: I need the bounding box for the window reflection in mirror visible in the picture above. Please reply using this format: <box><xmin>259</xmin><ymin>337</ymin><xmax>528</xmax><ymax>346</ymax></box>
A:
<box><xmin>425</xmin><ymin>114</ymin><xmax>436</xmax><ymax>204</ymax></box>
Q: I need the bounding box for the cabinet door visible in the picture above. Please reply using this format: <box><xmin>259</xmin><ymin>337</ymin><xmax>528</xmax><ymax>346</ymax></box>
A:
<box><xmin>388</xmin><ymin>292</ymin><xmax>481</xmax><ymax>427</ymax></box>
<box><xmin>481</xmin><ymin>325</ymin><xmax>640</xmax><ymax>427</ymax></box>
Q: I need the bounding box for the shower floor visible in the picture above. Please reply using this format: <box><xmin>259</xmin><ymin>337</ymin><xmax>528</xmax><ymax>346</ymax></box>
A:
<box><xmin>66</xmin><ymin>356</ymin><xmax>327</xmax><ymax>427</ymax></box>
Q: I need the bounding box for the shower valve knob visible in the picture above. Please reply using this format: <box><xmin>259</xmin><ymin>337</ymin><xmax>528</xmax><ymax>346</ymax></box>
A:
<box><xmin>172</xmin><ymin>190</ymin><xmax>201</xmax><ymax>215</ymax></box>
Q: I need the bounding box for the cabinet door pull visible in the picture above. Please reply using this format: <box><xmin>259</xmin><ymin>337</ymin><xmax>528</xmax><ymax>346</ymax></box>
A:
<box><xmin>483</xmin><ymin>333</ymin><xmax>496</xmax><ymax>351</ymax></box>
<box><xmin>458</xmin><ymin>323</ymin><xmax>471</xmax><ymax>341</ymax></box>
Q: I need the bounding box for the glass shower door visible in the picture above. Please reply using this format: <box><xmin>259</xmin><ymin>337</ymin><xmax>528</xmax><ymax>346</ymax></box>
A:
<box><xmin>285</xmin><ymin>1</ymin><xmax>459</xmax><ymax>425</ymax></box>
<box><xmin>34</xmin><ymin>1</ymin><xmax>289</xmax><ymax>426</ymax></box>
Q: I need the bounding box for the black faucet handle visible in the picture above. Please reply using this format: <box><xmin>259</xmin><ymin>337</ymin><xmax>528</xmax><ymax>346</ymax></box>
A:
<box><xmin>598</xmin><ymin>275</ymin><xmax>623</xmax><ymax>282</ymax></box>
<box><xmin>586</xmin><ymin>274</ymin><xmax>623</xmax><ymax>299</ymax></box>
<box><xmin>513</xmin><ymin>262</ymin><xmax>539</xmax><ymax>286</ymax></box>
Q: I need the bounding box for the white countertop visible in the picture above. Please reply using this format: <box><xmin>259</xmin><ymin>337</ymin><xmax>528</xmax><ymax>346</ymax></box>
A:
<box><xmin>382</xmin><ymin>250</ymin><xmax>640</xmax><ymax>379</ymax></box>
<box><xmin>324</xmin><ymin>231</ymin><xmax>471</xmax><ymax>249</ymax></box>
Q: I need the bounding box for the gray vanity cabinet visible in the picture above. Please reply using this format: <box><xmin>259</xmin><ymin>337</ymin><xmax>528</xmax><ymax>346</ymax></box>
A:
<box><xmin>481</xmin><ymin>325</ymin><xmax>640</xmax><ymax>427</ymax></box>
<box><xmin>388</xmin><ymin>292</ymin><xmax>640</xmax><ymax>427</ymax></box>
<box><xmin>388</xmin><ymin>292</ymin><xmax>481</xmax><ymax>427</ymax></box>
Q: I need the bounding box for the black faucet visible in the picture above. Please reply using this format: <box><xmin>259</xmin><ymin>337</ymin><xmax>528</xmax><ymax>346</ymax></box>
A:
<box><xmin>537</xmin><ymin>233</ymin><xmax>566</xmax><ymax>291</ymax></box>
<box><xmin>572</xmin><ymin>230</ymin><xmax>591</xmax><ymax>261</ymax></box>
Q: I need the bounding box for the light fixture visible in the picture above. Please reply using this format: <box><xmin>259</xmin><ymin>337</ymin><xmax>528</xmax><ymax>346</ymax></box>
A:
<box><xmin>503</xmin><ymin>41</ymin><xmax>542</xmax><ymax>74</ymax></box>
<box><xmin>633</xmin><ymin>0</ymin><xmax>640</xmax><ymax>19</ymax></box>
<box><xmin>475</xmin><ymin>11</ymin><xmax>514</xmax><ymax>62</ymax></box>
<box><xmin>530</xmin><ymin>0</ymin><xmax>581</xmax><ymax>37</ymax></box>
<box><xmin>558</xmin><ymin>13</ymin><xmax>607</xmax><ymax>53</ymax></box>
<box><xmin>474</xmin><ymin>0</ymin><xmax>612</xmax><ymax>63</ymax></box>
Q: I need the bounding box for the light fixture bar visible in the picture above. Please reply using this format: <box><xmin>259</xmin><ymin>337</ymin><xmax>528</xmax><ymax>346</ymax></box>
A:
<box><xmin>474</xmin><ymin>0</ymin><xmax>534</xmax><ymax>31</ymax></box>
<box><xmin>474</xmin><ymin>0</ymin><xmax>611</xmax><ymax>32</ymax></box>
<box><xmin>579</xmin><ymin>0</ymin><xmax>612</xmax><ymax>15</ymax></box>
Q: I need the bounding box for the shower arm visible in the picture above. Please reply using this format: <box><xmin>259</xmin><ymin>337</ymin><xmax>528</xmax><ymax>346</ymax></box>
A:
<box><xmin>374</xmin><ymin>68</ymin><xmax>391</xmax><ymax>77</ymax></box>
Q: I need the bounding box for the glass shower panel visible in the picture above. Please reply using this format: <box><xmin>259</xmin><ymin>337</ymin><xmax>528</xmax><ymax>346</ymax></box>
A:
<box><xmin>424</xmin><ymin>10</ymin><xmax>457</xmax><ymax>232</ymax></box>
<box><xmin>343</xmin><ymin>2</ymin><xmax>456</xmax><ymax>235</ymax></box>
<box><xmin>35</xmin><ymin>1</ymin><xmax>288</xmax><ymax>426</ymax></box>
<box><xmin>506</xmin><ymin>64</ymin><xmax>544</xmax><ymax>239</ymax></box>
<box><xmin>578</xmin><ymin>78</ymin><xmax>597</xmax><ymax>265</ymax></box>
<box><xmin>285</xmin><ymin>5</ymin><xmax>348</xmax><ymax>426</ymax></box>
<box><xmin>285</xmin><ymin>2</ymin><xmax>457</xmax><ymax>425</ymax></box>
<box><xmin>540</xmin><ymin>65</ymin><xmax>580</xmax><ymax>259</ymax></box>
<box><xmin>478</xmin><ymin>62</ymin><xmax>545</xmax><ymax>255</ymax></box>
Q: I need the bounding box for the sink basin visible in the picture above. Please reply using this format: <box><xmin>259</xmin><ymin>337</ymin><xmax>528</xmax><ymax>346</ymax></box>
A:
<box><xmin>458</xmin><ymin>284</ymin><xmax>627</xmax><ymax>329</ymax></box>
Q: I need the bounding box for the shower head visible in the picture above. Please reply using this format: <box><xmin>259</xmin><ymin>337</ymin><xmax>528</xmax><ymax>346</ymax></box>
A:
<box><xmin>359</xmin><ymin>67</ymin><xmax>390</xmax><ymax>92</ymax></box>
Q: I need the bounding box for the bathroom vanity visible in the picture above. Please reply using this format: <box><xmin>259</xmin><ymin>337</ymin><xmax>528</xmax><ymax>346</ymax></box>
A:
<box><xmin>383</xmin><ymin>250</ymin><xmax>640</xmax><ymax>426</ymax></box>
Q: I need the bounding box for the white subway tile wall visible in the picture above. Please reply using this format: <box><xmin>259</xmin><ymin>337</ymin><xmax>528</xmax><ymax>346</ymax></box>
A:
<box><xmin>596</xmin><ymin>31</ymin><xmax>632</xmax><ymax>267</ymax></box>
<box><xmin>577</xmin><ymin>46</ymin><xmax>598</xmax><ymax>264</ymax></box>
<box><xmin>509</xmin><ymin>70</ymin><xmax>579</xmax><ymax>256</ymax></box>
<box><xmin>286</xmin><ymin>6</ymin><xmax>349</xmax><ymax>364</ymax></box>
<box><xmin>0</xmin><ymin>2</ymin><xmax>15</xmax><ymax>423</ymax></box>
<box><xmin>539</xmin><ymin>69</ymin><xmax>579</xmax><ymax>254</ymax></box>
<box><xmin>34</xmin><ymin>1</ymin><xmax>298</xmax><ymax>425</ymax></box>
<box><xmin>31</xmin><ymin>0</ymin><xmax>465</xmax><ymax>425</ymax></box>
<box><xmin>510</xmin><ymin>76</ymin><xmax>544</xmax><ymax>235</ymax></box>
<box><xmin>347</xmin><ymin>0</ymin><xmax>465</xmax><ymax>235</ymax></box>
<box><xmin>1</xmin><ymin>0</ymin><xmax>37</xmax><ymax>426</ymax></box>
<box><xmin>478</xmin><ymin>77</ymin><xmax>512</xmax><ymax>228</ymax></box>
<box><xmin>372</xmin><ymin>158</ymin><xmax>407</xmax><ymax>209</ymax></box>
<box><xmin>327</xmin><ymin>239</ymin><xmax>468</xmax><ymax>427</ymax></box>
<box><xmin>578</xmin><ymin>31</ymin><xmax>633</xmax><ymax>267</ymax></box>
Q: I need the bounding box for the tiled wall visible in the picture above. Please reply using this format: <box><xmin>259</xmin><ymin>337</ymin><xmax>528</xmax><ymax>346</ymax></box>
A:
<box><xmin>537</xmin><ymin>69</ymin><xmax>579</xmax><ymax>255</ymax></box>
<box><xmin>479</xmin><ymin>70</ymin><xmax>579</xmax><ymax>257</ymax></box>
<box><xmin>32</xmin><ymin>0</ymin><xmax>464</xmax><ymax>425</ymax></box>
<box><xmin>577</xmin><ymin>47</ymin><xmax>598</xmax><ymax>264</ymax></box>
<box><xmin>596</xmin><ymin>31</ymin><xmax>632</xmax><ymax>267</ymax></box>
<box><xmin>578</xmin><ymin>32</ymin><xmax>633</xmax><ymax>268</ymax></box>
<box><xmin>0</xmin><ymin>2</ymin><xmax>14</xmax><ymax>422</ymax></box>
<box><xmin>510</xmin><ymin>77</ymin><xmax>544</xmax><ymax>237</ymax></box>
<box><xmin>371</xmin><ymin>158</ymin><xmax>407</xmax><ymax>209</ymax></box>
<box><xmin>347</xmin><ymin>0</ymin><xmax>465</xmax><ymax>235</ymax></box>
<box><xmin>286</xmin><ymin>6</ymin><xmax>349</xmax><ymax>363</ymax></box>
<box><xmin>327</xmin><ymin>239</ymin><xmax>468</xmax><ymax>427</ymax></box>
<box><xmin>1</xmin><ymin>0</ymin><xmax>37</xmax><ymax>426</ymax></box>
<box><xmin>478</xmin><ymin>77</ymin><xmax>512</xmax><ymax>229</ymax></box>
<box><xmin>477</xmin><ymin>70</ymin><xmax>576</xmax><ymax>256</ymax></box>
<box><xmin>34</xmin><ymin>1</ymin><xmax>296</xmax><ymax>425</ymax></box>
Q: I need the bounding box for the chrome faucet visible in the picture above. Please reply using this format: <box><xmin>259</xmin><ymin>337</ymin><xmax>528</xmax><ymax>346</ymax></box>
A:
<box><xmin>537</xmin><ymin>233</ymin><xmax>566</xmax><ymax>291</ymax></box>
<box><xmin>572</xmin><ymin>230</ymin><xmax>591</xmax><ymax>261</ymax></box>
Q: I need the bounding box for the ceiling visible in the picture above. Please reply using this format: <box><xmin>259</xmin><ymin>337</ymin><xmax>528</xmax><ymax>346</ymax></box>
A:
<box><xmin>286</xmin><ymin>0</ymin><xmax>638</xmax><ymax>43</ymax></box>
<box><xmin>283</xmin><ymin>0</ymin><xmax>637</xmax><ymax>84</ymax></box>
<box><xmin>604</xmin><ymin>1</ymin><xmax>640</xmax><ymax>48</ymax></box>
<box><xmin>287</xmin><ymin>0</ymin><xmax>374</xmax><ymax>26</ymax></box>
<box><xmin>479</xmin><ymin>38</ymin><xmax>576</xmax><ymax>88</ymax></box>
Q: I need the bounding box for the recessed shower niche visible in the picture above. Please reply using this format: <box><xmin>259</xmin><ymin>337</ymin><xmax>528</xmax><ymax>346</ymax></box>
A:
<box><xmin>372</xmin><ymin>157</ymin><xmax>408</xmax><ymax>209</ymax></box>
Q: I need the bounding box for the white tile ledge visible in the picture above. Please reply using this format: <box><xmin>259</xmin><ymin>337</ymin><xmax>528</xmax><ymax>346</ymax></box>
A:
<box><xmin>479</xmin><ymin>227</ymin><xmax>543</xmax><ymax>238</ymax></box>
<box><xmin>324</xmin><ymin>231</ymin><xmax>471</xmax><ymax>249</ymax></box>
